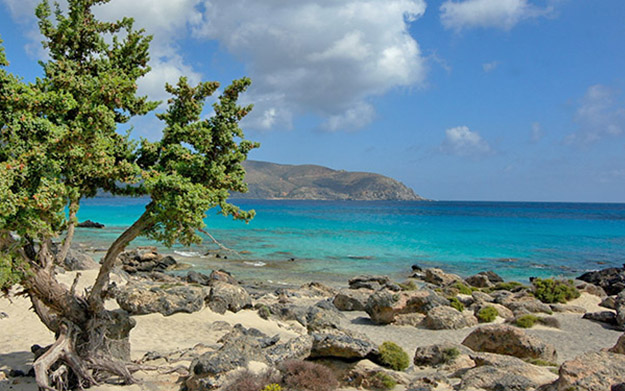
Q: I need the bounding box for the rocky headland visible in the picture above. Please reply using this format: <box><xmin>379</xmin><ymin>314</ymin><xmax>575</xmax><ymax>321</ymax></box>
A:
<box><xmin>1</xmin><ymin>247</ymin><xmax>625</xmax><ymax>391</ymax></box>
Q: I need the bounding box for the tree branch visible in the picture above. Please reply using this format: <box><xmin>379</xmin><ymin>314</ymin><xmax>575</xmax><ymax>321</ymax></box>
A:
<box><xmin>198</xmin><ymin>228</ymin><xmax>240</xmax><ymax>256</ymax></box>
<box><xmin>57</xmin><ymin>198</ymin><xmax>79</xmax><ymax>266</ymax></box>
<box><xmin>88</xmin><ymin>203</ymin><xmax>154</xmax><ymax>312</ymax></box>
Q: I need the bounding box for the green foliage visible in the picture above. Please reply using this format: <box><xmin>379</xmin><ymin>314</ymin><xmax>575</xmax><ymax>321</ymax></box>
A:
<box><xmin>476</xmin><ymin>306</ymin><xmax>498</xmax><ymax>323</ymax></box>
<box><xmin>398</xmin><ymin>280</ymin><xmax>418</xmax><ymax>291</ymax></box>
<box><xmin>441</xmin><ymin>347</ymin><xmax>460</xmax><ymax>364</ymax></box>
<box><xmin>0</xmin><ymin>253</ymin><xmax>29</xmax><ymax>293</ymax></box>
<box><xmin>262</xmin><ymin>384</ymin><xmax>282</xmax><ymax>391</ymax></box>
<box><xmin>378</xmin><ymin>341</ymin><xmax>410</xmax><ymax>371</ymax></box>
<box><xmin>514</xmin><ymin>314</ymin><xmax>539</xmax><ymax>328</ymax></box>
<box><xmin>532</xmin><ymin>278</ymin><xmax>580</xmax><ymax>304</ymax></box>
<box><xmin>452</xmin><ymin>282</ymin><xmax>474</xmax><ymax>295</ymax></box>
<box><xmin>370</xmin><ymin>372</ymin><xmax>396</xmax><ymax>390</ymax></box>
<box><xmin>448</xmin><ymin>297</ymin><xmax>465</xmax><ymax>312</ymax></box>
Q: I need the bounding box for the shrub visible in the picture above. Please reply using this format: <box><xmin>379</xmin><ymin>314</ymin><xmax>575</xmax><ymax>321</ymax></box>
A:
<box><xmin>262</xmin><ymin>385</ymin><xmax>282</xmax><ymax>391</ymax></box>
<box><xmin>488</xmin><ymin>281</ymin><xmax>526</xmax><ymax>292</ymax></box>
<box><xmin>224</xmin><ymin>369</ymin><xmax>281</xmax><ymax>391</ymax></box>
<box><xmin>476</xmin><ymin>306</ymin><xmax>498</xmax><ymax>323</ymax></box>
<box><xmin>452</xmin><ymin>282</ymin><xmax>474</xmax><ymax>295</ymax></box>
<box><xmin>257</xmin><ymin>304</ymin><xmax>271</xmax><ymax>320</ymax></box>
<box><xmin>378</xmin><ymin>341</ymin><xmax>410</xmax><ymax>371</ymax></box>
<box><xmin>441</xmin><ymin>347</ymin><xmax>460</xmax><ymax>364</ymax></box>
<box><xmin>514</xmin><ymin>314</ymin><xmax>540</xmax><ymax>328</ymax></box>
<box><xmin>280</xmin><ymin>360</ymin><xmax>337</xmax><ymax>391</ymax></box>
<box><xmin>449</xmin><ymin>297</ymin><xmax>465</xmax><ymax>312</ymax></box>
<box><xmin>532</xmin><ymin>278</ymin><xmax>580</xmax><ymax>304</ymax></box>
<box><xmin>369</xmin><ymin>372</ymin><xmax>396</xmax><ymax>390</ymax></box>
<box><xmin>398</xmin><ymin>280</ymin><xmax>418</xmax><ymax>291</ymax></box>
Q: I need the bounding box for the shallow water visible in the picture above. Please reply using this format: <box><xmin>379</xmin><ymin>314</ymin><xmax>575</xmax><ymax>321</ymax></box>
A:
<box><xmin>73</xmin><ymin>197</ymin><xmax>625</xmax><ymax>284</ymax></box>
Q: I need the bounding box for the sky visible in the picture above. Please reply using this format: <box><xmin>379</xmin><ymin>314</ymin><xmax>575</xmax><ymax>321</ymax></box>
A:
<box><xmin>1</xmin><ymin>0</ymin><xmax>624</xmax><ymax>202</ymax></box>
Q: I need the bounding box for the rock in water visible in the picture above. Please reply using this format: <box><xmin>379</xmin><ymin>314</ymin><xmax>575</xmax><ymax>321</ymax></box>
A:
<box><xmin>77</xmin><ymin>219</ymin><xmax>105</xmax><ymax>228</ymax></box>
<box><xmin>461</xmin><ymin>324</ymin><xmax>557</xmax><ymax>362</ymax></box>
<box><xmin>578</xmin><ymin>266</ymin><xmax>625</xmax><ymax>295</ymax></box>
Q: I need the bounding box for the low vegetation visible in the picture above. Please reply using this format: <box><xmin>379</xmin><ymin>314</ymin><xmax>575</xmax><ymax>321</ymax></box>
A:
<box><xmin>280</xmin><ymin>360</ymin><xmax>338</xmax><ymax>391</ymax></box>
<box><xmin>532</xmin><ymin>278</ymin><xmax>580</xmax><ymax>304</ymax></box>
<box><xmin>225</xmin><ymin>370</ymin><xmax>281</xmax><ymax>391</ymax></box>
<box><xmin>452</xmin><ymin>282</ymin><xmax>474</xmax><ymax>295</ymax></box>
<box><xmin>476</xmin><ymin>306</ymin><xmax>499</xmax><ymax>323</ymax></box>
<box><xmin>514</xmin><ymin>314</ymin><xmax>540</xmax><ymax>328</ymax></box>
<box><xmin>398</xmin><ymin>280</ymin><xmax>418</xmax><ymax>291</ymax></box>
<box><xmin>441</xmin><ymin>347</ymin><xmax>460</xmax><ymax>364</ymax></box>
<box><xmin>370</xmin><ymin>372</ymin><xmax>397</xmax><ymax>390</ymax></box>
<box><xmin>378</xmin><ymin>341</ymin><xmax>410</xmax><ymax>371</ymax></box>
<box><xmin>486</xmin><ymin>281</ymin><xmax>526</xmax><ymax>293</ymax></box>
<box><xmin>449</xmin><ymin>297</ymin><xmax>465</xmax><ymax>312</ymax></box>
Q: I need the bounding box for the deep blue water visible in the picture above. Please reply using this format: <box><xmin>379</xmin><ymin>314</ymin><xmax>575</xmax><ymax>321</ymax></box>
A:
<box><xmin>73</xmin><ymin>198</ymin><xmax>625</xmax><ymax>284</ymax></box>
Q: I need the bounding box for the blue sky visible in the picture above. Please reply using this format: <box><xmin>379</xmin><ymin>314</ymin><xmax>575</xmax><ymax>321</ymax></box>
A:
<box><xmin>1</xmin><ymin>0</ymin><xmax>624</xmax><ymax>202</ymax></box>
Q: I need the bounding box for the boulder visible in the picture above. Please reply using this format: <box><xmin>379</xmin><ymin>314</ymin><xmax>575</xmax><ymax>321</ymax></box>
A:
<box><xmin>300</xmin><ymin>282</ymin><xmax>338</xmax><ymax>298</ymax></box>
<box><xmin>63</xmin><ymin>249</ymin><xmax>99</xmax><ymax>271</ymax></box>
<box><xmin>310</xmin><ymin>329</ymin><xmax>377</xmax><ymax>359</ymax></box>
<box><xmin>472</xmin><ymin>290</ymin><xmax>495</xmax><ymax>303</ymax></box>
<box><xmin>465</xmin><ymin>274</ymin><xmax>494</xmax><ymax>288</ymax></box>
<box><xmin>345</xmin><ymin>360</ymin><xmax>410</xmax><ymax>389</ymax></box>
<box><xmin>583</xmin><ymin>311</ymin><xmax>617</xmax><ymax>325</ymax></box>
<box><xmin>601</xmin><ymin>296</ymin><xmax>617</xmax><ymax>310</ymax></box>
<box><xmin>393</xmin><ymin>313</ymin><xmax>426</xmax><ymax>326</ymax></box>
<box><xmin>462</xmin><ymin>324</ymin><xmax>557</xmax><ymax>362</ymax></box>
<box><xmin>265</xmin><ymin>335</ymin><xmax>313</xmax><ymax>365</ymax></box>
<box><xmin>209</xmin><ymin>269</ymin><xmax>238</xmax><ymax>285</ymax></box>
<box><xmin>549</xmin><ymin>303</ymin><xmax>586</xmax><ymax>313</ymax></box>
<box><xmin>610</xmin><ymin>334</ymin><xmax>625</xmax><ymax>354</ymax></box>
<box><xmin>473</xmin><ymin>302</ymin><xmax>514</xmax><ymax>321</ymax></box>
<box><xmin>207</xmin><ymin>281</ymin><xmax>252</xmax><ymax>314</ymax></box>
<box><xmin>616</xmin><ymin>291</ymin><xmax>625</xmax><ymax>329</ymax></box>
<box><xmin>333</xmin><ymin>288</ymin><xmax>372</xmax><ymax>311</ymax></box>
<box><xmin>495</xmin><ymin>291</ymin><xmax>552</xmax><ymax>315</ymax></box>
<box><xmin>422</xmin><ymin>306</ymin><xmax>478</xmax><ymax>330</ymax></box>
<box><xmin>186</xmin><ymin>271</ymin><xmax>212</xmax><ymax>286</ymax></box>
<box><xmin>541</xmin><ymin>351</ymin><xmax>625</xmax><ymax>391</ymax></box>
<box><xmin>118</xmin><ymin>248</ymin><xmax>177</xmax><ymax>274</ymax></box>
<box><xmin>413</xmin><ymin>343</ymin><xmax>472</xmax><ymax>367</ymax></box>
<box><xmin>116</xmin><ymin>282</ymin><xmax>205</xmax><ymax>316</ymax></box>
<box><xmin>578</xmin><ymin>266</ymin><xmax>625</xmax><ymax>296</ymax></box>
<box><xmin>305</xmin><ymin>300</ymin><xmax>344</xmax><ymax>332</ymax></box>
<box><xmin>365</xmin><ymin>289</ymin><xmax>448</xmax><ymax>324</ymax></box>
<box><xmin>423</xmin><ymin>268</ymin><xmax>463</xmax><ymax>286</ymax></box>
<box><xmin>77</xmin><ymin>219</ymin><xmax>104</xmax><ymax>228</ymax></box>
<box><xmin>348</xmin><ymin>275</ymin><xmax>391</xmax><ymax>291</ymax></box>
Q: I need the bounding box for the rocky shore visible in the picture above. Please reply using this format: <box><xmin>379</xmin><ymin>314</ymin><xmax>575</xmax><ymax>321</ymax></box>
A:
<box><xmin>1</xmin><ymin>247</ymin><xmax>625</xmax><ymax>391</ymax></box>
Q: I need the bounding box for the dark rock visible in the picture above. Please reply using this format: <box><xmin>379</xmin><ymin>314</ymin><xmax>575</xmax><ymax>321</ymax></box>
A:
<box><xmin>310</xmin><ymin>329</ymin><xmax>377</xmax><ymax>359</ymax></box>
<box><xmin>118</xmin><ymin>247</ymin><xmax>177</xmax><ymax>274</ymax></box>
<box><xmin>265</xmin><ymin>335</ymin><xmax>313</xmax><ymax>365</ymax></box>
<box><xmin>186</xmin><ymin>271</ymin><xmax>212</xmax><ymax>286</ymax></box>
<box><xmin>0</xmin><ymin>311</ymin><xmax>8</xmax><ymax>319</ymax></box>
<box><xmin>411</xmin><ymin>264</ymin><xmax>423</xmax><ymax>272</ymax></box>
<box><xmin>610</xmin><ymin>333</ymin><xmax>625</xmax><ymax>354</ymax></box>
<box><xmin>8</xmin><ymin>369</ymin><xmax>28</xmax><ymax>377</ymax></box>
<box><xmin>616</xmin><ymin>291</ymin><xmax>625</xmax><ymax>329</ymax></box>
<box><xmin>422</xmin><ymin>306</ymin><xmax>478</xmax><ymax>330</ymax></box>
<box><xmin>465</xmin><ymin>273</ymin><xmax>493</xmax><ymax>288</ymax></box>
<box><xmin>462</xmin><ymin>324</ymin><xmax>557</xmax><ymax>362</ymax></box>
<box><xmin>305</xmin><ymin>300</ymin><xmax>343</xmax><ymax>332</ymax></box>
<box><xmin>116</xmin><ymin>282</ymin><xmax>205</xmax><ymax>316</ymax></box>
<box><xmin>333</xmin><ymin>288</ymin><xmax>372</xmax><ymax>311</ymax></box>
<box><xmin>578</xmin><ymin>266</ymin><xmax>625</xmax><ymax>295</ymax></box>
<box><xmin>422</xmin><ymin>268</ymin><xmax>463</xmax><ymax>286</ymax></box>
<box><xmin>207</xmin><ymin>281</ymin><xmax>252</xmax><ymax>314</ymax></box>
<box><xmin>77</xmin><ymin>220</ymin><xmax>104</xmax><ymax>228</ymax></box>
<box><xmin>63</xmin><ymin>248</ymin><xmax>99</xmax><ymax>271</ymax></box>
<box><xmin>583</xmin><ymin>311</ymin><xmax>617</xmax><ymax>325</ymax></box>
<box><xmin>613</xmin><ymin>383</ymin><xmax>625</xmax><ymax>391</ymax></box>
<box><xmin>348</xmin><ymin>275</ymin><xmax>391</xmax><ymax>290</ymax></box>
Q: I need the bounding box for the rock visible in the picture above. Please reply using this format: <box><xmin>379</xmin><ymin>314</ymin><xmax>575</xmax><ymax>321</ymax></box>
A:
<box><xmin>474</xmin><ymin>302</ymin><xmax>514</xmax><ymax>320</ymax></box>
<box><xmin>116</xmin><ymin>282</ymin><xmax>205</xmax><ymax>316</ymax></box>
<box><xmin>496</xmin><ymin>291</ymin><xmax>553</xmax><ymax>315</ymax></box>
<box><xmin>265</xmin><ymin>335</ymin><xmax>313</xmax><ymax>365</ymax></box>
<box><xmin>77</xmin><ymin>219</ymin><xmax>104</xmax><ymax>228</ymax></box>
<box><xmin>578</xmin><ymin>266</ymin><xmax>625</xmax><ymax>296</ymax></box>
<box><xmin>300</xmin><ymin>282</ymin><xmax>338</xmax><ymax>298</ymax></box>
<box><xmin>462</xmin><ymin>324</ymin><xmax>557</xmax><ymax>362</ymax></box>
<box><xmin>333</xmin><ymin>288</ymin><xmax>372</xmax><ymax>311</ymax></box>
<box><xmin>345</xmin><ymin>360</ymin><xmax>410</xmax><ymax>389</ymax></box>
<box><xmin>458</xmin><ymin>353</ymin><xmax>557</xmax><ymax>391</ymax></box>
<box><xmin>209</xmin><ymin>269</ymin><xmax>238</xmax><ymax>285</ymax></box>
<box><xmin>583</xmin><ymin>311</ymin><xmax>617</xmax><ymax>325</ymax></box>
<box><xmin>542</xmin><ymin>351</ymin><xmax>625</xmax><ymax>391</ymax></box>
<box><xmin>393</xmin><ymin>313</ymin><xmax>426</xmax><ymax>326</ymax></box>
<box><xmin>411</xmin><ymin>264</ymin><xmax>423</xmax><ymax>272</ymax></box>
<box><xmin>613</xmin><ymin>383</ymin><xmax>625</xmax><ymax>391</ymax></box>
<box><xmin>549</xmin><ymin>303</ymin><xmax>586</xmax><ymax>313</ymax></box>
<box><xmin>305</xmin><ymin>300</ymin><xmax>344</xmax><ymax>332</ymax></box>
<box><xmin>413</xmin><ymin>343</ymin><xmax>472</xmax><ymax>367</ymax></box>
<box><xmin>616</xmin><ymin>291</ymin><xmax>625</xmax><ymax>329</ymax></box>
<box><xmin>0</xmin><ymin>311</ymin><xmax>8</xmax><ymax>319</ymax></box>
<box><xmin>423</xmin><ymin>306</ymin><xmax>478</xmax><ymax>330</ymax></box>
<box><xmin>465</xmin><ymin>274</ymin><xmax>494</xmax><ymax>288</ymax></box>
<box><xmin>207</xmin><ymin>281</ymin><xmax>252</xmax><ymax>314</ymax></box>
<box><xmin>365</xmin><ymin>289</ymin><xmax>448</xmax><ymax>324</ymax></box>
<box><xmin>186</xmin><ymin>271</ymin><xmax>212</xmax><ymax>286</ymax></box>
<box><xmin>472</xmin><ymin>291</ymin><xmax>495</xmax><ymax>303</ymax></box>
<box><xmin>610</xmin><ymin>334</ymin><xmax>625</xmax><ymax>354</ymax></box>
<box><xmin>423</xmin><ymin>268</ymin><xmax>463</xmax><ymax>286</ymax></box>
<box><xmin>407</xmin><ymin>375</ymin><xmax>452</xmax><ymax>391</ymax></box>
<box><xmin>576</xmin><ymin>281</ymin><xmax>608</xmax><ymax>298</ymax></box>
<box><xmin>348</xmin><ymin>275</ymin><xmax>391</xmax><ymax>290</ymax></box>
<box><xmin>601</xmin><ymin>296</ymin><xmax>617</xmax><ymax>310</ymax></box>
<box><xmin>63</xmin><ymin>248</ymin><xmax>99</xmax><ymax>270</ymax></box>
<box><xmin>118</xmin><ymin>248</ymin><xmax>177</xmax><ymax>274</ymax></box>
<box><xmin>310</xmin><ymin>329</ymin><xmax>377</xmax><ymax>359</ymax></box>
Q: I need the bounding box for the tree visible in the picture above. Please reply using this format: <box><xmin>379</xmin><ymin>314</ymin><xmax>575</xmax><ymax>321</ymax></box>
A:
<box><xmin>0</xmin><ymin>0</ymin><xmax>258</xmax><ymax>388</ymax></box>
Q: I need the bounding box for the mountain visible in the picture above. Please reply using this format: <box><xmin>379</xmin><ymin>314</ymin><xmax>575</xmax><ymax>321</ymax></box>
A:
<box><xmin>233</xmin><ymin>160</ymin><xmax>426</xmax><ymax>201</ymax></box>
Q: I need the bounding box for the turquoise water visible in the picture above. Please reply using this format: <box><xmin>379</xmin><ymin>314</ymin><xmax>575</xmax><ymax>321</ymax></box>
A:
<box><xmin>73</xmin><ymin>198</ymin><xmax>625</xmax><ymax>284</ymax></box>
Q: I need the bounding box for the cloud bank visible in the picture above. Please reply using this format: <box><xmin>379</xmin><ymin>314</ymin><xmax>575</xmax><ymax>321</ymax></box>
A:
<box><xmin>441</xmin><ymin>126</ymin><xmax>492</xmax><ymax>157</ymax></box>
<box><xmin>440</xmin><ymin>0</ymin><xmax>552</xmax><ymax>31</ymax></box>
<box><xmin>566</xmin><ymin>84</ymin><xmax>625</xmax><ymax>145</ymax></box>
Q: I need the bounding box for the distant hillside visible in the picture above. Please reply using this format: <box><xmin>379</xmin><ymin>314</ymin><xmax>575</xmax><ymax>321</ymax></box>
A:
<box><xmin>233</xmin><ymin>160</ymin><xmax>426</xmax><ymax>201</ymax></box>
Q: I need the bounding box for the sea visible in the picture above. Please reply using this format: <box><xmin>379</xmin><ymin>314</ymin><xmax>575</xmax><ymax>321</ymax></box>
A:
<box><xmin>72</xmin><ymin>197</ymin><xmax>625</xmax><ymax>286</ymax></box>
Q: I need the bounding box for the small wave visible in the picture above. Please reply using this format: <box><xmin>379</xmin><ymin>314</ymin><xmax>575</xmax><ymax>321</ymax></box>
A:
<box><xmin>174</xmin><ymin>250</ymin><xmax>201</xmax><ymax>258</ymax></box>
<box><xmin>244</xmin><ymin>261</ymin><xmax>267</xmax><ymax>267</ymax></box>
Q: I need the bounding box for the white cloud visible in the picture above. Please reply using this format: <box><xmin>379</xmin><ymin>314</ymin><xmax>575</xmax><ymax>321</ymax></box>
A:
<box><xmin>530</xmin><ymin>122</ymin><xmax>543</xmax><ymax>143</ymax></box>
<box><xmin>194</xmin><ymin>0</ymin><xmax>428</xmax><ymax>131</ymax></box>
<box><xmin>441</xmin><ymin>126</ymin><xmax>492</xmax><ymax>156</ymax></box>
<box><xmin>440</xmin><ymin>0</ymin><xmax>552</xmax><ymax>31</ymax></box>
<box><xmin>482</xmin><ymin>61</ymin><xmax>499</xmax><ymax>72</ymax></box>
<box><xmin>566</xmin><ymin>84</ymin><xmax>625</xmax><ymax>145</ymax></box>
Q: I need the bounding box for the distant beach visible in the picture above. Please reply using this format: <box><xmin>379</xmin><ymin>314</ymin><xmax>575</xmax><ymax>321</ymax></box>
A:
<box><xmin>73</xmin><ymin>197</ymin><xmax>625</xmax><ymax>285</ymax></box>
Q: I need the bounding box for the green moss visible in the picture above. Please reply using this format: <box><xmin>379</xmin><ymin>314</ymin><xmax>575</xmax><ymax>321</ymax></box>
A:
<box><xmin>257</xmin><ymin>305</ymin><xmax>271</xmax><ymax>320</ymax></box>
<box><xmin>514</xmin><ymin>314</ymin><xmax>539</xmax><ymax>328</ymax></box>
<box><xmin>371</xmin><ymin>372</ymin><xmax>396</xmax><ymax>390</ymax></box>
<box><xmin>486</xmin><ymin>281</ymin><xmax>526</xmax><ymax>292</ymax></box>
<box><xmin>441</xmin><ymin>347</ymin><xmax>460</xmax><ymax>364</ymax></box>
<box><xmin>476</xmin><ymin>306</ymin><xmax>498</xmax><ymax>323</ymax></box>
<box><xmin>452</xmin><ymin>282</ymin><xmax>474</xmax><ymax>295</ymax></box>
<box><xmin>448</xmin><ymin>297</ymin><xmax>465</xmax><ymax>312</ymax></box>
<box><xmin>378</xmin><ymin>341</ymin><xmax>410</xmax><ymax>371</ymax></box>
<box><xmin>532</xmin><ymin>278</ymin><xmax>580</xmax><ymax>304</ymax></box>
<box><xmin>398</xmin><ymin>281</ymin><xmax>418</xmax><ymax>291</ymax></box>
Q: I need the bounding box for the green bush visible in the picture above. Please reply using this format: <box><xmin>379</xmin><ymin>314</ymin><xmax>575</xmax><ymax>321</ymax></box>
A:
<box><xmin>370</xmin><ymin>372</ymin><xmax>396</xmax><ymax>390</ymax></box>
<box><xmin>488</xmin><ymin>281</ymin><xmax>526</xmax><ymax>292</ymax></box>
<box><xmin>532</xmin><ymin>278</ymin><xmax>580</xmax><ymax>304</ymax></box>
<box><xmin>514</xmin><ymin>314</ymin><xmax>539</xmax><ymax>328</ymax></box>
<box><xmin>449</xmin><ymin>297</ymin><xmax>465</xmax><ymax>312</ymax></box>
<box><xmin>378</xmin><ymin>341</ymin><xmax>410</xmax><ymax>371</ymax></box>
<box><xmin>452</xmin><ymin>282</ymin><xmax>474</xmax><ymax>295</ymax></box>
<box><xmin>398</xmin><ymin>280</ymin><xmax>418</xmax><ymax>291</ymax></box>
<box><xmin>441</xmin><ymin>347</ymin><xmax>460</xmax><ymax>364</ymax></box>
<box><xmin>476</xmin><ymin>306</ymin><xmax>498</xmax><ymax>323</ymax></box>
